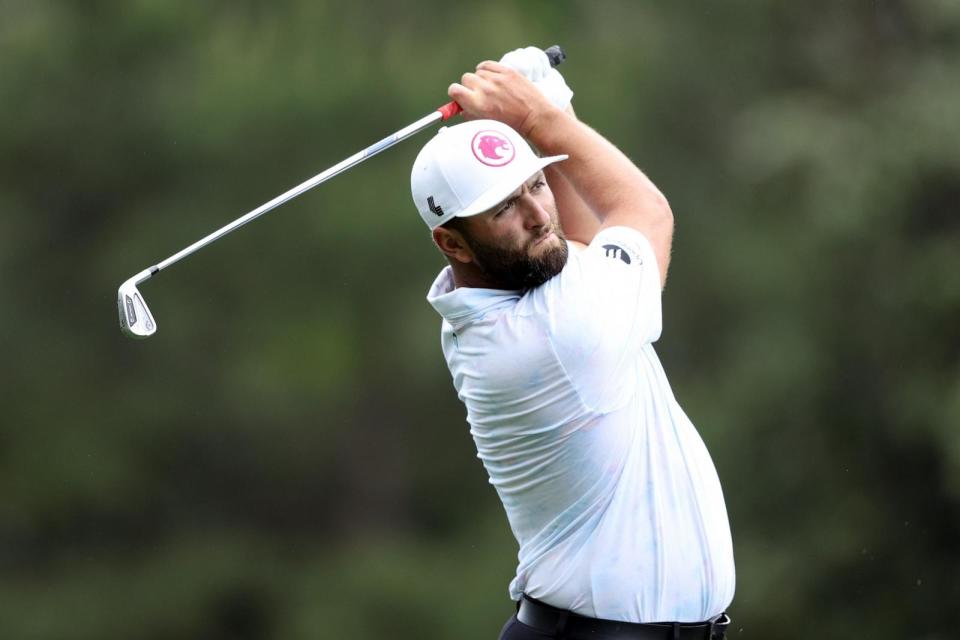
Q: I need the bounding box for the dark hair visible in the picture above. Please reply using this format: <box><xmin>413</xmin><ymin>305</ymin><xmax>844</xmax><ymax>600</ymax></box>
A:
<box><xmin>441</xmin><ymin>216</ymin><xmax>469</xmax><ymax>235</ymax></box>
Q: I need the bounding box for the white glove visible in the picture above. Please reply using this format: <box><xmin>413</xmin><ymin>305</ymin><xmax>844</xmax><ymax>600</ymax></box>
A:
<box><xmin>499</xmin><ymin>46</ymin><xmax>573</xmax><ymax>110</ymax></box>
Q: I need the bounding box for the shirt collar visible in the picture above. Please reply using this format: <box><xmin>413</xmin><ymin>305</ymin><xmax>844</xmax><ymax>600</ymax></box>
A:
<box><xmin>426</xmin><ymin>266</ymin><xmax>522</xmax><ymax>329</ymax></box>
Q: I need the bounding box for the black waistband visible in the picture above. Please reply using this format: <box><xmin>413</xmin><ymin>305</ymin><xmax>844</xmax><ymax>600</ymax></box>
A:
<box><xmin>517</xmin><ymin>595</ymin><xmax>730</xmax><ymax>640</ymax></box>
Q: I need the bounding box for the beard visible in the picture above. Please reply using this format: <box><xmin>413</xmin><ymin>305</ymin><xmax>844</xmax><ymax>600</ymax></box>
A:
<box><xmin>467</xmin><ymin>228</ymin><xmax>569</xmax><ymax>291</ymax></box>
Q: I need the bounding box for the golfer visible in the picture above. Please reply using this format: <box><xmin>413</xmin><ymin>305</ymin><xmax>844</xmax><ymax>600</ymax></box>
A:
<box><xmin>411</xmin><ymin>48</ymin><xmax>734</xmax><ymax>640</ymax></box>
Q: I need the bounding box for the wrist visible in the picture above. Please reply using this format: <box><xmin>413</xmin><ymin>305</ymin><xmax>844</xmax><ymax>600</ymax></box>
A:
<box><xmin>521</xmin><ymin>105</ymin><xmax>568</xmax><ymax>149</ymax></box>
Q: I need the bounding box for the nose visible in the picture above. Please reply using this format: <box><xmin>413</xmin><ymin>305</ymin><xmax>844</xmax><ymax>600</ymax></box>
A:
<box><xmin>519</xmin><ymin>194</ymin><xmax>551</xmax><ymax>231</ymax></box>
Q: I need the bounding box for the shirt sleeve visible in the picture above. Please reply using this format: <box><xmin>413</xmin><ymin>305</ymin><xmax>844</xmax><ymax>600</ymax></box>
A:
<box><xmin>533</xmin><ymin>226</ymin><xmax>663</xmax><ymax>413</ymax></box>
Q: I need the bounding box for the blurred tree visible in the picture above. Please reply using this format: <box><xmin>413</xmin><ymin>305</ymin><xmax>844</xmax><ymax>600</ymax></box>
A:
<box><xmin>0</xmin><ymin>1</ymin><xmax>957</xmax><ymax>638</ymax></box>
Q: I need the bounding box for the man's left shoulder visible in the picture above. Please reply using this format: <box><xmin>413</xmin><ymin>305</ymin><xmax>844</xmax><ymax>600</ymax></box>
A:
<box><xmin>590</xmin><ymin>227</ymin><xmax>653</xmax><ymax>269</ymax></box>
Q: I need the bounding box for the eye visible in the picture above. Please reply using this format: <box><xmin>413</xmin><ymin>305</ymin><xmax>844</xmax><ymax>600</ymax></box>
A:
<box><xmin>530</xmin><ymin>179</ymin><xmax>546</xmax><ymax>192</ymax></box>
<box><xmin>495</xmin><ymin>200</ymin><xmax>515</xmax><ymax>217</ymax></box>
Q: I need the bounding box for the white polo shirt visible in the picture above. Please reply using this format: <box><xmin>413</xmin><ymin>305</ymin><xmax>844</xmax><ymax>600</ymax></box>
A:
<box><xmin>426</xmin><ymin>226</ymin><xmax>735</xmax><ymax>623</ymax></box>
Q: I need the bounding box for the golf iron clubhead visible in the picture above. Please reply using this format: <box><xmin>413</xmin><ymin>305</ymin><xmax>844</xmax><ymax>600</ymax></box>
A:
<box><xmin>116</xmin><ymin>45</ymin><xmax>567</xmax><ymax>339</ymax></box>
<box><xmin>118</xmin><ymin>269</ymin><xmax>157</xmax><ymax>338</ymax></box>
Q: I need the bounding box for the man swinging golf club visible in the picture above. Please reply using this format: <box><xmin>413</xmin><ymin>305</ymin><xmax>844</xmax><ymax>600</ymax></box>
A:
<box><xmin>412</xmin><ymin>48</ymin><xmax>735</xmax><ymax>639</ymax></box>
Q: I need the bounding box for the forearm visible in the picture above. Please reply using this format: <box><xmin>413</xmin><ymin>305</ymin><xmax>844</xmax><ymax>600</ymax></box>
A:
<box><xmin>528</xmin><ymin>109</ymin><xmax>674</xmax><ymax>286</ymax></box>
<box><xmin>545</xmin><ymin>164</ymin><xmax>600</xmax><ymax>245</ymax></box>
<box><xmin>543</xmin><ymin>105</ymin><xmax>601</xmax><ymax>245</ymax></box>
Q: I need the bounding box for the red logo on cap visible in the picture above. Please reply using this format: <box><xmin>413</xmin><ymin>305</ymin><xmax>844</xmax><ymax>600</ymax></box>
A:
<box><xmin>471</xmin><ymin>131</ymin><xmax>515</xmax><ymax>167</ymax></box>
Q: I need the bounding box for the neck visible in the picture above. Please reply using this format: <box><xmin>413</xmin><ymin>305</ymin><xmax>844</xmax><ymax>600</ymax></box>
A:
<box><xmin>449</xmin><ymin>261</ymin><xmax>500</xmax><ymax>290</ymax></box>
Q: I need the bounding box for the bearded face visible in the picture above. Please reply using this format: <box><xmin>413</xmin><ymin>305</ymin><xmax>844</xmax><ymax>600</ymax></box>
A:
<box><xmin>462</xmin><ymin>224</ymin><xmax>569</xmax><ymax>290</ymax></box>
<box><xmin>436</xmin><ymin>171</ymin><xmax>570</xmax><ymax>290</ymax></box>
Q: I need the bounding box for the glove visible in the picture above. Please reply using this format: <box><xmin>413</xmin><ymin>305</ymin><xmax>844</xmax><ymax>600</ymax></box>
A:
<box><xmin>499</xmin><ymin>46</ymin><xmax>573</xmax><ymax>110</ymax></box>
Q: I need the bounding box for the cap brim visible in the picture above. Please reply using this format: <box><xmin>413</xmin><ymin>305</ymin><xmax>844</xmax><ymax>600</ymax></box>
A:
<box><xmin>454</xmin><ymin>154</ymin><xmax>569</xmax><ymax>219</ymax></box>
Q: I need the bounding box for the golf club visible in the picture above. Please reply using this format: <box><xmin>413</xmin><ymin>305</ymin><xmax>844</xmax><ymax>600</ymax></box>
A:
<box><xmin>118</xmin><ymin>45</ymin><xmax>566</xmax><ymax>338</ymax></box>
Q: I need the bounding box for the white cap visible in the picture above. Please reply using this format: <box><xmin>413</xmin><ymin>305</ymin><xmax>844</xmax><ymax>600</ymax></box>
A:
<box><xmin>411</xmin><ymin>119</ymin><xmax>567</xmax><ymax>230</ymax></box>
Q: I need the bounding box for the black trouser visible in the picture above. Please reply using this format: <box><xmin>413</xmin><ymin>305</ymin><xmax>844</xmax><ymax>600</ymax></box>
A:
<box><xmin>498</xmin><ymin>614</ymin><xmax>555</xmax><ymax>639</ymax></box>
<box><xmin>498</xmin><ymin>599</ymin><xmax>729</xmax><ymax>640</ymax></box>
<box><xmin>499</xmin><ymin>614</ymin><xmax>729</xmax><ymax>640</ymax></box>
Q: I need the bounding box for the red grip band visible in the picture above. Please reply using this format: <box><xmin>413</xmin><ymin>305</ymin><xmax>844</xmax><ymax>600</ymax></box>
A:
<box><xmin>437</xmin><ymin>101</ymin><xmax>463</xmax><ymax>121</ymax></box>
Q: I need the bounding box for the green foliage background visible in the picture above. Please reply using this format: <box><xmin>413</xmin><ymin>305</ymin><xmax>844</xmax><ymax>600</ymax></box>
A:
<box><xmin>2</xmin><ymin>1</ymin><xmax>958</xmax><ymax>638</ymax></box>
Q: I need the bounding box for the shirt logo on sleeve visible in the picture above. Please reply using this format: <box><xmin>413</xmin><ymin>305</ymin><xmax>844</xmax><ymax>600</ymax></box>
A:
<box><xmin>602</xmin><ymin>244</ymin><xmax>634</xmax><ymax>265</ymax></box>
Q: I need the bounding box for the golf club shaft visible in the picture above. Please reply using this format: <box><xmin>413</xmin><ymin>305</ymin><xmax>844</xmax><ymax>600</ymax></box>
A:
<box><xmin>144</xmin><ymin>109</ymin><xmax>445</xmax><ymax>281</ymax></box>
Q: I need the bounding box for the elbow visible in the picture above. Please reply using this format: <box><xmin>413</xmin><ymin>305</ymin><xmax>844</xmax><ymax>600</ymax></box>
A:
<box><xmin>655</xmin><ymin>190</ymin><xmax>673</xmax><ymax>223</ymax></box>
<box><xmin>651</xmin><ymin>193</ymin><xmax>674</xmax><ymax>289</ymax></box>
<box><xmin>652</xmin><ymin>190</ymin><xmax>674</xmax><ymax>234</ymax></box>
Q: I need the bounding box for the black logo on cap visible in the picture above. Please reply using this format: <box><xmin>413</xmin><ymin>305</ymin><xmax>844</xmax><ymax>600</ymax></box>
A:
<box><xmin>427</xmin><ymin>196</ymin><xmax>444</xmax><ymax>217</ymax></box>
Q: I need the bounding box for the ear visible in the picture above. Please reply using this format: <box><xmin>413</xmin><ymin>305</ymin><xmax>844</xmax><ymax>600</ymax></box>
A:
<box><xmin>432</xmin><ymin>226</ymin><xmax>474</xmax><ymax>264</ymax></box>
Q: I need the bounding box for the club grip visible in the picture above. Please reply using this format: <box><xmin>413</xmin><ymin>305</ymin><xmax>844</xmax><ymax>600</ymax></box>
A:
<box><xmin>437</xmin><ymin>101</ymin><xmax>463</xmax><ymax>120</ymax></box>
<box><xmin>437</xmin><ymin>44</ymin><xmax>567</xmax><ymax>121</ymax></box>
